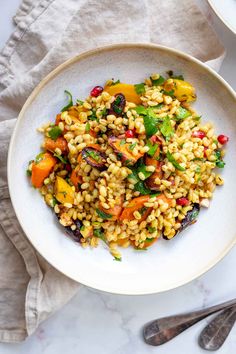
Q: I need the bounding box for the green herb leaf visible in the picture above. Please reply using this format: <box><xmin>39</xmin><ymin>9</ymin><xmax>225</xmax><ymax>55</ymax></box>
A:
<box><xmin>26</xmin><ymin>169</ymin><xmax>32</xmax><ymax>176</ymax></box>
<box><xmin>195</xmin><ymin>166</ymin><xmax>201</xmax><ymax>173</ymax></box>
<box><xmin>128</xmin><ymin>170</ymin><xmax>140</xmax><ymax>184</ymax></box>
<box><xmin>94</xmin><ymin>229</ymin><xmax>107</xmax><ymax>243</ymax></box>
<box><xmin>167</xmin><ymin>71</ymin><xmax>184</xmax><ymax>80</ymax></box>
<box><xmin>110</xmin><ymin>79</ymin><xmax>120</xmax><ymax>86</ymax></box>
<box><xmin>146</xmin><ymin>140</ymin><xmax>159</xmax><ymax>157</ymax></box>
<box><xmin>112</xmin><ymin>95</ymin><xmax>123</xmax><ymax>115</ymax></box>
<box><xmin>76</xmin><ymin>99</ymin><xmax>84</xmax><ymax>105</ymax></box>
<box><xmin>162</xmin><ymin>89</ymin><xmax>175</xmax><ymax>97</ymax></box>
<box><xmin>193</xmin><ymin>115</ymin><xmax>202</xmax><ymax>121</ymax></box>
<box><xmin>35</xmin><ymin>152</ymin><xmax>44</xmax><ymax>164</ymax></box>
<box><xmin>52</xmin><ymin>197</ymin><xmax>58</xmax><ymax>207</ymax></box>
<box><xmin>167</xmin><ymin>151</ymin><xmax>185</xmax><ymax>171</ymax></box>
<box><xmin>48</xmin><ymin>126</ymin><xmax>62</xmax><ymax>140</ymax></box>
<box><xmin>147</xmin><ymin>227</ymin><xmax>156</xmax><ymax>233</ymax></box>
<box><xmin>85</xmin><ymin>122</ymin><xmax>90</xmax><ymax>132</ymax></box>
<box><xmin>120</xmin><ymin>139</ymin><xmax>126</xmax><ymax>146</ymax></box>
<box><xmin>137</xmin><ymin>164</ymin><xmax>153</xmax><ymax>180</ymax></box>
<box><xmin>129</xmin><ymin>142</ymin><xmax>137</xmax><ymax>151</ymax></box>
<box><xmin>135</xmin><ymin>105</ymin><xmax>148</xmax><ymax>115</ymax></box>
<box><xmin>53</xmin><ymin>153</ymin><xmax>68</xmax><ymax>164</ymax></box>
<box><xmin>96</xmin><ymin>208</ymin><xmax>112</xmax><ymax>219</ymax></box>
<box><xmin>216</xmin><ymin>160</ymin><xmax>225</xmax><ymax>168</ymax></box>
<box><xmin>134</xmin><ymin>83</ymin><xmax>145</xmax><ymax>95</ymax></box>
<box><xmin>175</xmin><ymin>107</ymin><xmax>191</xmax><ymax>120</ymax></box>
<box><xmin>134</xmin><ymin>181</ymin><xmax>152</xmax><ymax>195</ymax></box>
<box><xmin>114</xmin><ymin>256</ymin><xmax>122</xmax><ymax>261</ymax></box>
<box><xmin>100</xmin><ymin>107</ymin><xmax>107</xmax><ymax>117</ymax></box>
<box><xmin>151</xmin><ymin>75</ymin><xmax>165</xmax><ymax>86</ymax></box>
<box><xmin>61</xmin><ymin>90</ymin><xmax>73</xmax><ymax>112</ymax></box>
<box><xmin>89</xmin><ymin>109</ymin><xmax>98</xmax><ymax>121</ymax></box>
<box><xmin>160</xmin><ymin>116</ymin><xmax>174</xmax><ymax>141</ymax></box>
<box><xmin>143</xmin><ymin>115</ymin><xmax>158</xmax><ymax>138</ymax></box>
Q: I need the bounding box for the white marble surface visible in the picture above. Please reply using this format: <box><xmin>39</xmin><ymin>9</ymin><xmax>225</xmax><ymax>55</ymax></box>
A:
<box><xmin>0</xmin><ymin>1</ymin><xmax>236</xmax><ymax>353</ymax></box>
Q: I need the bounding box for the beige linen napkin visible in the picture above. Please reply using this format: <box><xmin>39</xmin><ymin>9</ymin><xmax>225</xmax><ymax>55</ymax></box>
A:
<box><xmin>0</xmin><ymin>0</ymin><xmax>224</xmax><ymax>343</ymax></box>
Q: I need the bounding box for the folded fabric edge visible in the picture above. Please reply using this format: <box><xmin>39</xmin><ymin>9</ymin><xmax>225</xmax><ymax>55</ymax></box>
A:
<box><xmin>0</xmin><ymin>329</ymin><xmax>27</xmax><ymax>343</ymax></box>
<box><xmin>0</xmin><ymin>0</ymin><xmax>55</xmax><ymax>89</ymax></box>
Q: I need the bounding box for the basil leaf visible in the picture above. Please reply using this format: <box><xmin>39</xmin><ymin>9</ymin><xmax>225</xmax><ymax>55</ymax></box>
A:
<box><xmin>134</xmin><ymin>83</ymin><xmax>145</xmax><ymax>95</ymax></box>
<box><xmin>175</xmin><ymin>107</ymin><xmax>191</xmax><ymax>120</ymax></box>
<box><xmin>146</xmin><ymin>140</ymin><xmax>159</xmax><ymax>157</ymax></box>
<box><xmin>166</xmin><ymin>151</ymin><xmax>185</xmax><ymax>171</ymax></box>
<box><xmin>85</xmin><ymin>122</ymin><xmax>90</xmax><ymax>132</ymax></box>
<box><xmin>96</xmin><ymin>208</ymin><xmax>112</xmax><ymax>219</ymax></box>
<box><xmin>61</xmin><ymin>90</ymin><xmax>73</xmax><ymax>112</ymax></box>
<box><xmin>160</xmin><ymin>116</ymin><xmax>174</xmax><ymax>141</ymax></box>
<box><xmin>54</xmin><ymin>153</ymin><xmax>68</xmax><ymax>164</ymax></box>
<box><xmin>150</xmin><ymin>75</ymin><xmax>165</xmax><ymax>86</ymax></box>
<box><xmin>48</xmin><ymin>126</ymin><xmax>62</xmax><ymax>140</ymax></box>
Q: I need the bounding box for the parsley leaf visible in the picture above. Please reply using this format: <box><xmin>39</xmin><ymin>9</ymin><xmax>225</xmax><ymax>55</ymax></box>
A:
<box><xmin>94</xmin><ymin>229</ymin><xmax>107</xmax><ymax>243</ymax></box>
<box><xmin>146</xmin><ymin>140</ymin><xmax>159</xmax><ymax>157</ymax></box>
<box><xmin>89</xmin><ymin>109</ymin><xmax>98</xmax><ymax>121</ymax></box>
<box><xmin>48</xmin><ymin>126</ymin><xmax>62</xmax><ymax>140</ymax></box>
<box><xmin>150</xmin><ymin>75</ymin><xmax>165</xmax><ymax>86</ymax></box>
<box><xmin>175</xmin><ymin>107</ymin><xmax>191</xmax><ymax>120</ymax></box>
<box><xmin>162</xmin><ymin>89</ymin><xmax>175</xmax><ymax>97</ymax></box>
<box><xmin>85</xmin><ymin>122</ymin><xmax>90</xmax><ymax>132</ymax></box>
<box><xmin>166</xmin><ymin>151</ymin><xmax>185</xmax><ymax>171</ymax></box>
<box><xmin>134</xmin><ymin>181</ymin><xmax>152</xmax><ymax>195</ymax></box>
<box><xmin>35</xmin><ymin>152</ymin><xmax>44</xmax><ymax>164</ymax></box>
<box><xmin>54</xmin><ymin>153</ymin><xmax>68</xmax><ymax>164</ymax></box>
<box><xmin>96</xmin><ymin>209</ymin><xmax>112</xmax><ymax>219</ymax></box>
<box><xmin>76</xmin><ymin>99</ymin><xmax>84</xmax><ymax>105</ymax></box>
<box><xmin>143</xmin><ymin>114</ymin><xmax>159</xmax><ymax>138</ymax></box>
<box><xmin>135</xmin><ymin>106</ymin><xmax>148</xmax><ymax>115</ymax></box>
<box><xmin>160</xmin><ymin>116</ymin><xmax>174</xmax><ymax>141</ymax></box>
<box><xmin>129</xmin><ymin>142</ymin><xmax>137</xmax><ymax>151</ymax></box>
<box><xmin>134</xmin><ymin>83</ymin><xmax>145</xmax><ymax>95</ymax></box>
<box><xmin>61</xmin><ymin>90</ymin><xmax>73</xmax><ymax>112</ymax></box>
<box><xmin>120</xmin><ymin>139</ymin><xmax>126</xmax><ymax>146</ymax></box>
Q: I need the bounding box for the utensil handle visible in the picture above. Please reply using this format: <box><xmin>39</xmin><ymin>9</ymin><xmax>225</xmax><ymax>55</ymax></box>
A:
<box><xmin>143</xmin><ymin>298</ymin><xmax>236</xmax><ymax>346</ymax></box>
<box><xmin>199</xmin><ymin>306</ymin><xmax>236</xmax><ymax>351</ymax></box>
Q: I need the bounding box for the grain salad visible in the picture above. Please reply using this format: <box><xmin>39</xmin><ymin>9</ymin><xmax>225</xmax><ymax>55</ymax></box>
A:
<box><xmin>27</xmin><ymin>73</ymin><xmax>229</xmax><ymax>260</ymax></box>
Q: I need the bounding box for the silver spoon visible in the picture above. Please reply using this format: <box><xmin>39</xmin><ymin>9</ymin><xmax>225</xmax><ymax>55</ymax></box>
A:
<box><xmin>199</xmin><ymin>305</ymin><xmax>236</xmax><ymax>351</ymax></box>
<box><xmin>143</xmin><ymin>298</ymin><xmax>236</xmax><ymax>346</ymax></box>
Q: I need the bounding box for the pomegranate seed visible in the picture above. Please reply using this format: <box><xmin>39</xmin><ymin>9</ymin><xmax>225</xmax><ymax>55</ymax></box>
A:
<box><xmin>217</xmin><ymin>134</ymin><xmax>229</xmax><ymax>145</ymax></box>
<box><xmin>90</xmin><ymin>86</ymin><xmax>103</xmax><ymax>97</ymax></box>
<box><xmin>176</xmin><ymin>197</ymin><xmax>189</xmax><ymax>206</ymax></box>
<box><xmin>65</xmin><ymin>164</ymin><xmax>72</xmax><ymax>172</ymax></box>
<box><xmin>125</xmin><ymin>129</ymin><xmax>135</xmax><ymax>138</ymax></box>
<box><xmin>192</xmin><ymin>130</ymin><xmax>206</xmax><ymax>139</ymax></box>
<box><xmin>150</xmin><ymin>135</ymin><xmax>158</xmax><ymax>143</ymax></box>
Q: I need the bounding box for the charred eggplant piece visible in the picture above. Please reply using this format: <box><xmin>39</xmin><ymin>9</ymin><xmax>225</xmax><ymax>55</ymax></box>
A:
<box><xmin>109</xmin><ymin>93</ymin><xmax>126</xmax><ymax>116</ymax></box>
<box><xmin>65</xmin><ymin>220</ymin><xmax>82</xmax><ymax>242</ymax></box>
<box><xmin>163</xmin><ymin>203</ymin><xmax>200</xmax><ymax>240</ymax></box>
<box><xmin>82</xmin><ymin>147</ymin><xmax>106</xmax><ymax>170</ymax></box>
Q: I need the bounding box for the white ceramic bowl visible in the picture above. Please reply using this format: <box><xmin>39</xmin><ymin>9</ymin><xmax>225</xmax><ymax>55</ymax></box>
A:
<box><xmin>8</xmin><ymin>44</ymin><xmax>236</xmax><ymax>295</ymax></box>
<box><xmin>208</xmin><ymin>0</ymin><xmax>236</xmax><ymax>35</ymax></box>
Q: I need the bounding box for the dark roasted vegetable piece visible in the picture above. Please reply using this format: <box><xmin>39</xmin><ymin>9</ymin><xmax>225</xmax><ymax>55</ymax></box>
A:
<box><xmin>65</xmin><ymin>220</ymin><xmax>82</xmax><ymax>242</ymax></box>
<box><xmin>163</xmin><ymin>203</ymin><xmax>200</xmax><ymax>240</ymax></box>
<box><xmin>109</xmin><ymin>93</ymin><xmax>126</xmax><ymax>116</ymax></box>
<box><xmin>82</xmin><ymin>147</ymin><xmax>106</xmax><ymax>170</ymax></box>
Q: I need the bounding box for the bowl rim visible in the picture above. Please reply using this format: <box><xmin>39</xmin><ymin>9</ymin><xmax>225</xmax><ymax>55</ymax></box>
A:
<box><xmin>207</xmin><ymin>0</ymin><xmax>236</xmax><ymax>35</ymax></box>
<box><xmin>7</xmin><ymin>43</ymin><xmax>236</xmax><ymax>295</ymax></box>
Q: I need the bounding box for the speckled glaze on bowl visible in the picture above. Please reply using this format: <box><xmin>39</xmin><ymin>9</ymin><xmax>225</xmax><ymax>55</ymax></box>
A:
<box><xmin>8</xmin><ymin>44</ymin><xmax>236</xmax><ymax>295</ymax></box>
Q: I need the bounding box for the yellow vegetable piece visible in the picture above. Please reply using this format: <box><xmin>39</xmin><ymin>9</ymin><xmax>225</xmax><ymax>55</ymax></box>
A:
<box><xmin>104</xmin><ymin>83</ymin><xmax>141</xmax><ymax>104</ymax></box>
<box><xmin>164</xmin><ymin>79</ymin><xmax>196</xmax><ymax>102</ymax></box>
<box><xmin>80</xmin><ymin>226</ymin><xmax>93</xmax><ymax>238</ymax></box>
<box><xmin>55</xmin><ymin>176</ymin><xmax>74</xmax><ymax>204</ymax></box>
